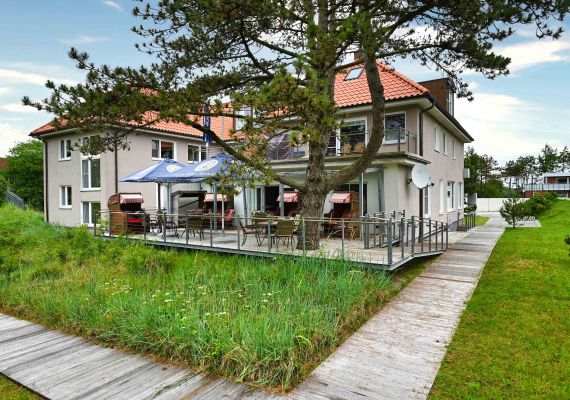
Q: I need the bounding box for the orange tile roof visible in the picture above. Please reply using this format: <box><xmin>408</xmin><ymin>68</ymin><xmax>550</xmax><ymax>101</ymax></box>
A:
<box><xmin>334</xmin><ymin>61</ymin><xmax>429</xmax><ymax>108</ymax></box>
<box><xmin>29</xmin><ymin>111</ymin><xmax>234</xmax><ymax>139</ymax></box>
<box><xmin>30</xmin><ymin>62</ymin><xmax>429</xmax><ymax>137</ymax></box>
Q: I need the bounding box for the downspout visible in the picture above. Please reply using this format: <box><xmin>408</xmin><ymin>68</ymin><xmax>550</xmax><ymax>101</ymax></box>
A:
<box><xmin>41</xmin><ymin>138</ymin><xmax>49</xmax><ymax>222</ymax></box>
<box><xmin>113</xmin><ymin>135</ymin><xmax>119</xmax><ymax>194</ymax></box>
<box><xmin>418</xmin><ymin>95</ymin><xmax>435</xmax><ymax>217</ymax></box>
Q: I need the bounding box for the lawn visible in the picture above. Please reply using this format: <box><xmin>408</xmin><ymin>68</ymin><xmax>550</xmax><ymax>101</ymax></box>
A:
<box><xmin>430</xmin><ymin>201</ymin><xmax>570</xmax><ymax>399</ymax></box>
<box><xmin>0</xmin><ymin>205</ymin><xmax>412</xmax><ymax>391</ymax></box>
<box><xmin>474</xmin><ymin>215</ymin><xmax>489</xmax><ymax>226</ymax></box>
<box><xmin>0</xmin><ymin>376</ymin><xmax>38</xmax><ymax>400</ymax></box>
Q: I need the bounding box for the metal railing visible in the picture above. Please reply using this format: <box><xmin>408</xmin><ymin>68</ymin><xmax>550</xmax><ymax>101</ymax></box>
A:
<box><xmin>266</xmin><ymin>128</ymin><xmax>418</xmax><ymax>160</ymax></box>
<box><xmin>522</xmin><ymin>183</ymin><xmax>570</xmax><ymax>192</ymax></box>
<box><xmin>94</xmin><ymin>210</ymin><xmax>448</xmax><ymax>270</ymax></box>
<box><xmin>5</xmin><ymin>189</ymin><xmax>25</xmax><ymax>208</ymax></box>
<box><xmin>458</xmin><ymin>211</ymin><xmax>476</xmax><ymax>231</ymax></box>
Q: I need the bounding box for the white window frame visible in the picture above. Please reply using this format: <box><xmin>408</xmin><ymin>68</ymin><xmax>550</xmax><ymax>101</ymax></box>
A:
<box><xmin>384</xmin><ymin>112</ymin><xmax>406</xmax><ymax>144</ymax></box>
<box><xmin>443</xmin><ymin>132</ymin><xmax>449</xmax><ymax>155</ymax></box>
<box><xmin>423</xmin><ymin>185</ymin><xmax>431</xmax><ymax>217</ymax></box>
<box><xmin>59</xmin><ymin>139</ymin><xmax>72</xmax><ymax>161</ymax></box>
<box><xmin>439</xmin><ymin>179</ymin><xmax>445</xmax><ymax>214</ymax></box>
<box><xmin>80</xmin><ymin>136</ymin><xmax>101</xmax><ymax>191</ymax></box>
<box><xmin>434</xmin><ymin>126</ymin><xmax>441</xmax><ymax>152</ymax></box>
<box><xmin>452</xmin><ymin>137</ymin><xmax>456</xmax><ymax>159</ymax></box>
<box><xmin>82</xmin><ymin>201</ymin><xmax>101</xmax><ymax>226</ymax></box>
<box><xmin>187</xmin><ymin>144</ymin><xmax>203</xmax><ymax>163</ymax></box>
<box><xmin>458</xmin><ymin>182</ymin><xmax>464</xmax><ymax>209</ymax></box>
<box><xmin>447</xmin><ymin>181</ymin><xmax>455</xmax><ymax>211</ymax></box>
<box><xmin>235</xmin><ymin>106</ymin><xmax>253</xmax><ymax>131</ymax></box>
<box><xmin>59</xmin><ymin>186</ymin><xmax>72</xmax><ymax>208</ymax></box>
<box><xmin>152</xmin><ymin>138</ymin><xmax>176</xmax><ymax>160</ymax></box>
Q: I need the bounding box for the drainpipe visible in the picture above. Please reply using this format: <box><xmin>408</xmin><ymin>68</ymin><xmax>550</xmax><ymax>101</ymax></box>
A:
<box><xmin>42</xmin><ymin>138</ymin><xmax>49</xmax><ymax>222</ymax></box>
<box><xmin>418</xmin><ymin>95</ymin><xmax>435</xmax><ymax>217</ymax></box>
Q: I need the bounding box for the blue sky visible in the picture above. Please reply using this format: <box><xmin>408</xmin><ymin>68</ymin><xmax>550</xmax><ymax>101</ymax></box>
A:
<box><xmin>0</xmin><ymin>1</ymin><xmax>568</xmax><ymax>162</ymax></box>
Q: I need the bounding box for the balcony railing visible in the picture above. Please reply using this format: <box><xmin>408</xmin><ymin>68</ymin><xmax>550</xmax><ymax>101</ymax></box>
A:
<box><xmin>522</xmin><ymin>183</ymin><xmax>570</xmax><ymax>192</ymax></box>
<box><xmin>266</xmin><ymin>128</ymin><xmax>417</xmax><ymax>161</ymax></box>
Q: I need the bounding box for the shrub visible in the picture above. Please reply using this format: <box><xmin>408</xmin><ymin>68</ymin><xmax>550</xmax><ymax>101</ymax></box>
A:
<box><xmin>525</xmin><ymin>193</ymin><xmax>558</xmax><ymax>217</ymax></box>
<box><xmin>0</xmin><ymin>175</ymin><xmax>7</xmax><ymax>206</ymax></box>
<box><xmin>499</xmin><ymin>197</ymin><xmax>527</xmax><ymax>228</ymax></box>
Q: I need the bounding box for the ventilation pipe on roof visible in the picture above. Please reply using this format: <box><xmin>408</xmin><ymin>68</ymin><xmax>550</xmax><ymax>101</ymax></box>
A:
<box><xmin>418</xmin><ymin>94</ymin><xmax>435</xmax><ymax>218</ymax></box>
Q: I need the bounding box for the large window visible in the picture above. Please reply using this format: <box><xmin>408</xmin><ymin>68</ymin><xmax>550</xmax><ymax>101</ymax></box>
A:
<box><xmin>328</xmin><ymin>119</ymin><xmax>366</xmax><ymax>156</ymax></box>
<box><xmin>152</xmin><ymin>139</ymin><xmax>174</xmax><ymax>159</ymax></box>
<box><xmin>434</xmin><ymin>126</ymin><xmax>442</xmax><ymax>152</ymax></box>
<box><xmin>82</xmin><ymin>202</ymin><xmax>101</xmax><ymax>225</ymax></box>
<box><xmin>423</xmin><ymin>186</ymin><xmax>431</xmax><ymax>217</ymax></box>
<box><xmin>439</xmin><ymin>179</ymin><xmax>445</xmax><ymax>214</ymax></box>
<box><xmin>59</xmin><ymin>139</ymin><xmax>71</xmax><ymax>160</ymax></box>
<box><xmin>80</xmin><ymin>136</ymin><xmax>101</xmax><ymax>190</ymax></box>
<box><xmin>458</xmin><ymin>182</ymin><xmax>464</xmax><ymax>209</ymax></box>
<box><xmin>81</xmin><ymin>158</ymin><xmax>101</xmax><ymax>189</ymax></box>
<box><xmin>447</xmin><ymin>181</ymin><xmax>455</xmax><ymax>211</ymax></box>
<box><xmin>385</xmin><ymin>113</ymin><xmax>406</xmax><ymax>142</ymax></box>
<box><xmin>59</xmin><ymin>186</ymin><xmax>72</xmax><ymax>208</ymax></box>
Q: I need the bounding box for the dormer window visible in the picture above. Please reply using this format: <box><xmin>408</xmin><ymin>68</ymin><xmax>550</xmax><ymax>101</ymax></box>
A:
<box><xmin>344</xmin><ymin>67</ymin><xmax>363</xmax><ymax>81</ymax></box>
<box><xmin>447</xmin><ymin>87</ymin><xmax>454</xmax><ymax>115</ymax></box>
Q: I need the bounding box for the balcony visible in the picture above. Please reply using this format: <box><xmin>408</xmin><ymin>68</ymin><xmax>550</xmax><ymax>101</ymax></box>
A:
<box><xmin>266</xmin><ymin>128</ymin><xmax>418</xmax><ymax>161</ymax></box>
<box><xmin>523</xmin><ymin>183</ymin><xmax>570</xmax><ymax>192</ymax></box>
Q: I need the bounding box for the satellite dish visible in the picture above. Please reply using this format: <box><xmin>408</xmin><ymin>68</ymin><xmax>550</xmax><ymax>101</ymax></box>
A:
<box><xmin>411</xmin><ymin>164</ymin><xmax>429</xmax><ymax>189</ymax></box>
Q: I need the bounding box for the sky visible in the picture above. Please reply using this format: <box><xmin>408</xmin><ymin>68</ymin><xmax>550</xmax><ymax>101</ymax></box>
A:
<box><xmin>0</xmin><ymin>0</ymin><xmax>569</xmax><ymax>163</ymax></box>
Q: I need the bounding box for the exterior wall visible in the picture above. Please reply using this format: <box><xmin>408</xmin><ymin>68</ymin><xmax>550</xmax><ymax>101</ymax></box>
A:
<box><xmin>43</xmin><ymin>129</ymin><xmax>221</xmax><ymax>226</ymax></box>
<box><xmin>421</xmin><ymin>112</ymin><xmax>466</xmax><ymax>224</ymax></box>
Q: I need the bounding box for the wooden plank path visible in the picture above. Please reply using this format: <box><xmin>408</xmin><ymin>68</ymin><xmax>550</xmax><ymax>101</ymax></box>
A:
<box><xmin>288</xmin><ymin>224</ymin><xmax>505</xmax><ymax>400</ymax></box>
<box><xmin>0</xmin><ymin>314</ymin><xmax>282</xmax><ymax>400</ymax></box>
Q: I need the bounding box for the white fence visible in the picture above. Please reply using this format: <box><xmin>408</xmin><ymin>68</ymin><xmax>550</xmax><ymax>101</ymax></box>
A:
<box><xmin>476</xmin><ymin>197</ymin><xmax>528</xmax><ymax>212</ymax></box>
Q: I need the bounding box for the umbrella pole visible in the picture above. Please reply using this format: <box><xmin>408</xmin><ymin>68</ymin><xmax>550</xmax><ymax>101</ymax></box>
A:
<box><xmin>213</xmin><ymin>184</ymin><xmax>218</xmax><ymax>231</ymax></box>
<box><xmin>221</xmin><ymin>191</ymin><xmax>225</xmax><ymax>236</ymax></box>
<box><xmin>243</xmin><ymin>181</ymin><xmax>248</xmax><ymax>223</ymax></box>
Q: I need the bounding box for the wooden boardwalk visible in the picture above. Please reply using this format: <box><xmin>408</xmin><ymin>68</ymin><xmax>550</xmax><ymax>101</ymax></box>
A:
<box><xmin>288</xmin><ymin>224</ymin><xmax>505</xmax><ymax>400</ymax></box>
<box><xmin>0</xmin><ymin>313</ymin><xmax>282</xmax><ymax>400</ymax></box>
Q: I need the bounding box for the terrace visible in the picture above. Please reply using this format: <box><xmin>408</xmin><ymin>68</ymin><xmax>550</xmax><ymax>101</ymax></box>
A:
<box><xmin>94</xmin><ymin>210</ymin><xmax>473</xmax><ymax>270</ymax></box>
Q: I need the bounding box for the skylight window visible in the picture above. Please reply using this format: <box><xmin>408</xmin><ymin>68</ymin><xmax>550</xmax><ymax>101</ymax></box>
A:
<box><xmin>344</xmin><ymin>67</ymin><xmax>363</xmax><ymax>81</ymax></box>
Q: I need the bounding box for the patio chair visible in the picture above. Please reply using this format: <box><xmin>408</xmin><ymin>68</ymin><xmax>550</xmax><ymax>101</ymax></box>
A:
<box><xmin>186</xmin><ymin>215</ymin><xmax>204</xmax><ymax>240</ymax></box>
<box><xmin>271</xmin><ymin>219</ymin><xmax>296</xmax><ymax>249</ymax></box>
<box><xmin>353</xmin><ymin>142</ymin><xmax>365</xmax><ymax>153</ymax></box>
<box><xmin>157</xmin><ymin>213</ymin><xmax>180</xmax><ymax>238</ymax></box>
<box><xmin>239</xmin><ymin>219</ymin><xmax>261</xmax><ymax>246</ymax></box>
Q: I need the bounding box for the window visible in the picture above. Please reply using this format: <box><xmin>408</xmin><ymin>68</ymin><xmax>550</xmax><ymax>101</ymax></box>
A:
<box><xmin>59</xmin><ymin>186</ymin><xmax>72</xmax><ymax>208</ymax></box>
<box><xmin>152</xmin><ymin>139</ymin><xmax>174</xmax><ymax>159</ymax></box>
<box><xmin>59</xmin><ymin>139</ymin><xmax>71</xmax><ymax>160</ymax></box>
<box><xmin>235</xmin><ymin>106</ymin><xmax>253</xmax><ymax>131</ymax></box>
<box><xmin>201</xmin><ymin>145</ymin><xmax>208</xmax><ymax>161</ymax></box>
<box><xmin>188</xmin><ymin>144</ymin><xmax>202</xmax><ymax>163</ymax></box>
<box><xmin>81</xmin><ymin>158</ymin><xmax>101</xmax><ymax>189</ymax></box>
<box><xmin>452</xmin><ymin>138</ymin><xmax>456</xmax><ymax>159</ymax></box>
<box><xmin>423</xmin><ymin>186</ymin><xmax>431</xmax><ymax>217</ymax></box>
<box><xmin>447</xmin><ymin>88</ymin><xmax>454</xmax><ymax>115</ymax></box>
<box><xmin>82</xmin><ymin>202</ymin><xmax>101</xmax><ymax>225</ymax></box>
<box><xmin>344</xmin><ymin>67</ymin><xmax>364</xmax><ymax>81</ymax></box>
<box><xmin>434</xmin><ymin>126</ymin><xmax>441</xmax><ymax>152</ymax></box>
<box><xmin>385</xmin><ymin>113</ymin><xmax>406</xmax><ymax>142</ymax></box>
<box><xmin>439</xmin><ymin>179</ymin><xmax>445</xmax><ymax>214</ymax></box>
<box><xmin>458</xmin><ymin>182</ymin><xmax>464</xmax><ymax>209</ymax></box>
<box><xmin>443</xmin><ymin>132</ymin><xmax>449</xmax><ymax>155</ymax></box>
<box><xmin>447</xmin><ymin>181</ymin><xmax>455</xmax><ymax>211</ymax></box>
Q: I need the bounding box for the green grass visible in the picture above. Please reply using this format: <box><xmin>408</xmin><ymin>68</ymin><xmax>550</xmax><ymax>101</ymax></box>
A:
<box><xmin>430</xmin><ymin>201</ymin><xmax>570</xmax><ymax>399</ymax></box>
<box><xmin>474</xmin><ymin>215</ymin><xmax>489</xmax><ymax>226</ymax></box>
<box><xmin>0</xmin><ymin>205</ymin><xmax>412</xmax><ymax>391</ymax></box>
<box><xmin>0</xmin><ymin>376</ymin><xmax>39</xmax><ymax>400</ymax></box>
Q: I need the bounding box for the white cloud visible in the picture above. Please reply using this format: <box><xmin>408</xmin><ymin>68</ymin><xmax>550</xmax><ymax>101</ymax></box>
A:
<box><xmin>0</xmin><ymin>87</ymin><xmax>11</xmax><ymax>95</ymax></box>
<box><xmin>0</xmin><ymin>123</ymin><xmax>29</xmax><ymax>156</ymax></box>
<box><xmin>0</xmin><ymin>68</ymin><xmax>78</xmax><ymax>86</ymax></box>
<box><xmin>495</xmin><ymin>38</ymin><xmax>570</xmax><ymax>73</ymax></box>
<box><xmin>60</xmin><ymin>35</ymin><xmax>109</xmax><ymax>45</ymax></box>
<box><xmin>456</xmin><ymin>91</ymin><xmax>566</xmax><ymax>162</ymax></box>
<box><xmin>0</xmin><ymin>103</ymin><xmax>38</xmax><ymax>113</ymax></box>
<box><xmin>102</xmin><ymin>0</ymin><xmax>123</xmax><ymax>12</ymax></box>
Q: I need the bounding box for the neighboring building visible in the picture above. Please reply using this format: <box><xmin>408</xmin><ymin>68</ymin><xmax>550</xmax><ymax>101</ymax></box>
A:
<box><xmin>523</xmin><ymin>172</ymin><xmax>570</xmax><ymax>198</ymax></box>
<box><xmin>30</xmin><ymin>61</ymin><xmax>473</xmax><ymax>228</ymax></box>
<box><xmin>0</xmin><ymin>157</ymin><xmax>6</xmax><ymax>170</ymax></box>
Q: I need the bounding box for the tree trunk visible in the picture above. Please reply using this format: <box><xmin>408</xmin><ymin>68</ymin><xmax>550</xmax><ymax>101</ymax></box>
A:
<box><xmin>297</xmin><ymin>185</ymin><xmax>328</xmax><ymax>250</ymax></box>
